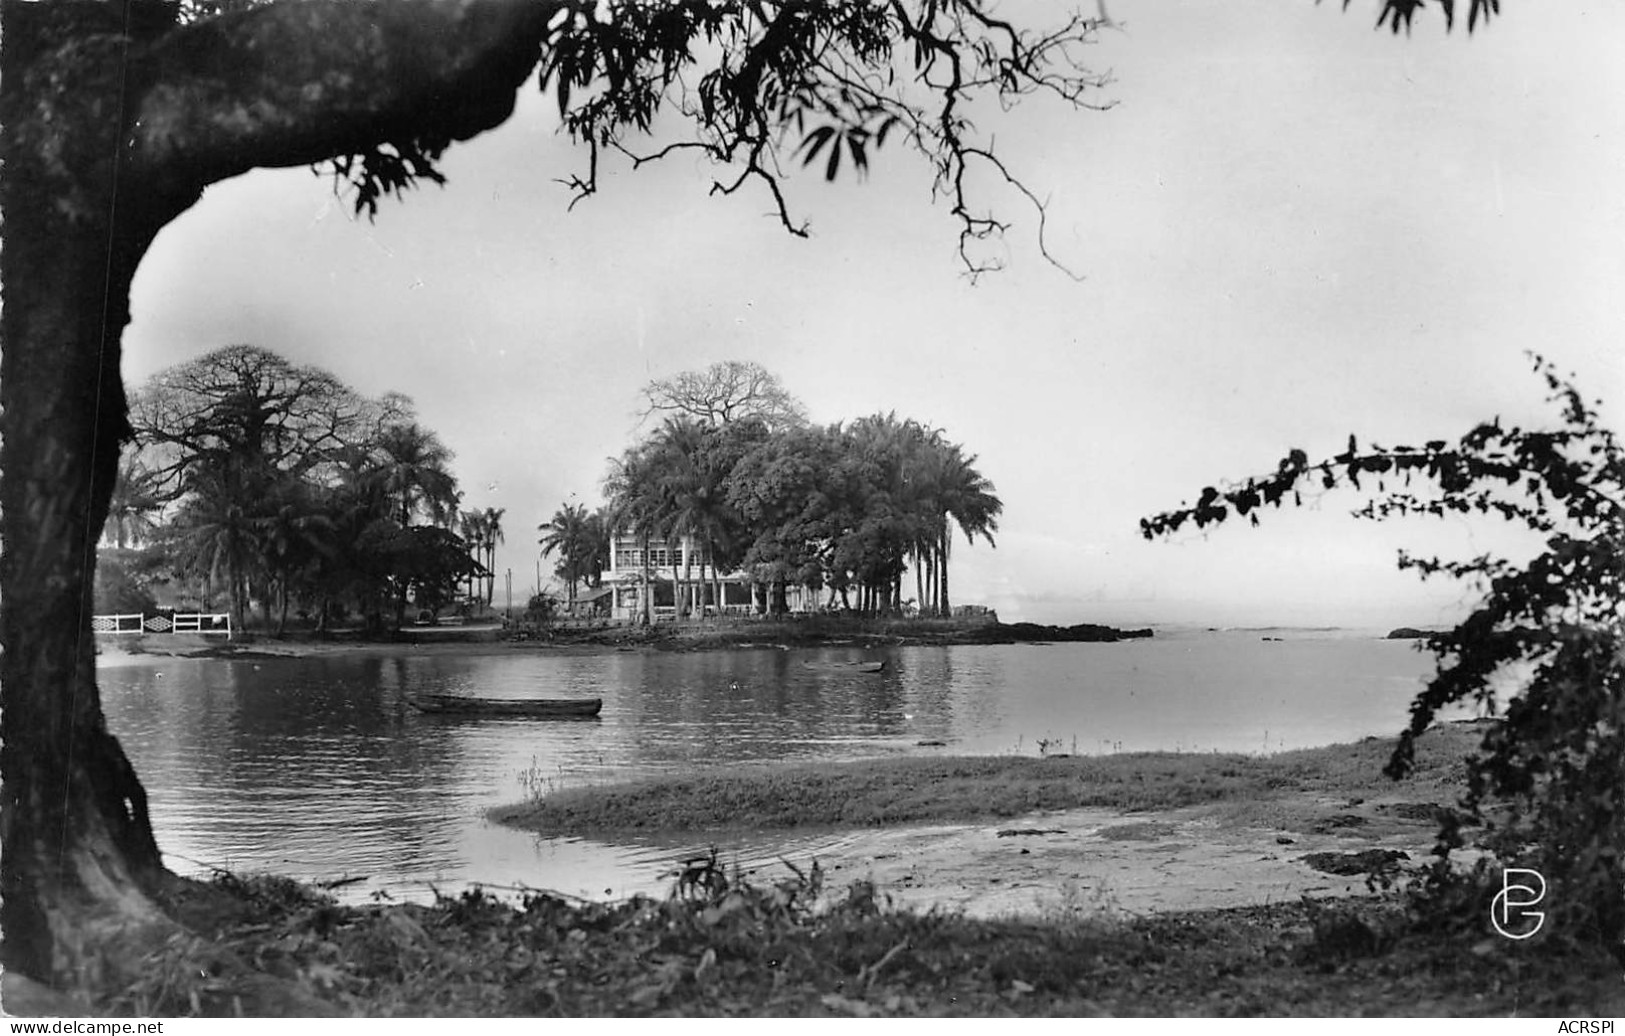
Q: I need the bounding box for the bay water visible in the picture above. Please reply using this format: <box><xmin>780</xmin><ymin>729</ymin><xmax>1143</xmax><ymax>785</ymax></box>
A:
<box><xmin>96</xmin><ymin>628</ymin><xmax>1449</xmax><ymax>903</ymax></box>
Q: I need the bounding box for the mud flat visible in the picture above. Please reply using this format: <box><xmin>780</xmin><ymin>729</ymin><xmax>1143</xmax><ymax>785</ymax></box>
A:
<box><xmin>785</xmin><ymin>793</ymin><xmax>1440</xmax><ymax>920</ymax></box>
<box><xmin>499</xmin><ymin>725</ymin><xmax>1486</xmax><ymax>918</ymax></box>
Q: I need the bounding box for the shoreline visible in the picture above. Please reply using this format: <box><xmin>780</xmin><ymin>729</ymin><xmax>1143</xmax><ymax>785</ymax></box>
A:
<box><xmin>93</xmin><ymin>616</ymin><xmax>1156</xmax><ymax>667</ymax></box>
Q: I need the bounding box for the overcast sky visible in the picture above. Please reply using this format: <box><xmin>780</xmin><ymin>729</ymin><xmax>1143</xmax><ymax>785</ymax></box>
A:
<box><xmin>123</xmin><ymin>1</ymin><xmax>1625</xmax><ymax>629</ymax></box>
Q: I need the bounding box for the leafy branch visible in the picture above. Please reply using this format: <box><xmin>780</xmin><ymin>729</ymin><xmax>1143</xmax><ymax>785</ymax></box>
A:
<box><xmin>538</xmin><ymin>0</ymin><xmax>1114</xmax><ymax>279</ymax></box>
<box><xmin>1142</xmin><ymin>352</ymin><xmax>1624</xmax><ymax>953</ymax></box>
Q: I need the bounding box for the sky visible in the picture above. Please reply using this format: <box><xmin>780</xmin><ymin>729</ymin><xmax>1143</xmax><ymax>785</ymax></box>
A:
<box><xmin>122</xmin><ymin>1</ymin><xmax>1625</xmax><ymax>629</ymax></box>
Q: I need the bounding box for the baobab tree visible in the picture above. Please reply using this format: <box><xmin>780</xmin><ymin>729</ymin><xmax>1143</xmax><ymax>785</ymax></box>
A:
<box><xmin>641</xmin><ymin>361</ymin><xmax>808</xmax><ymax>431</ymax></box>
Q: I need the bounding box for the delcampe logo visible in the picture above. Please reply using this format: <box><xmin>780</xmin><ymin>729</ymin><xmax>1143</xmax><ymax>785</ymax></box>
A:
<box><xmin>1490</xmin><ymin>867</ymin><xmax>1546</xmax><ymax>940</ymax></box>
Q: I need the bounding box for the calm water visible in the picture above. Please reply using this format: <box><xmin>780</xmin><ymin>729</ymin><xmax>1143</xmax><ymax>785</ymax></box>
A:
<box><xmin>97</xmin><ymin>629</ymin><xmax>1445</xmax><ymax>903</ymax></box>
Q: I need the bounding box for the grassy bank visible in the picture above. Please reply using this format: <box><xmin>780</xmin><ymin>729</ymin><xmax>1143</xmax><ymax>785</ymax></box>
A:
<box><xmin>493</xmin><ymin>722</ymin><xmax>1481</xmax><ymax>837</ymax></box>
<box><xmin>77</xmin><ymin>858</ymin><xmax>1619</xmax><ymax>1017</ymax></box>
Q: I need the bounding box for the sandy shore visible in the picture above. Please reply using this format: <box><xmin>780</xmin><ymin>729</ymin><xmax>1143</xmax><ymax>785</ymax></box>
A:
<box><xmin>783</xmin><ymin>793</ymin><xmax>1438</xmax><ymax>920</ymax></box>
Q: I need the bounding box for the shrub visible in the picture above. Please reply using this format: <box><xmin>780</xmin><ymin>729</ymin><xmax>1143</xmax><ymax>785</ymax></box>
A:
<box><xmin>94</xmin><ymin>549</ymin><xmax>162</xmax><ymax>614</ymax></box>
<box><xmin>1142</xmin><ymin>354</ymin><xmax>1624</xmax><ymax>960</ymax></box>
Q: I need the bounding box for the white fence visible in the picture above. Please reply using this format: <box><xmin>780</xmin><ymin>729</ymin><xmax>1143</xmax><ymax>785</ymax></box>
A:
<box><xmin>91</xmin><ymin>612</ymin><xmax>233</xmax><ymax>639</ymax></box>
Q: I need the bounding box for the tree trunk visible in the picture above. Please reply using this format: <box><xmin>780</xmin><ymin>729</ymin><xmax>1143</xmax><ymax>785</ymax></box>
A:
<box><xmin>277</xmin><ymin>582</ymin><xmax>291</xmax><ymax>636</ymax></box>
<box><xmin>712</xmin><ymin>558</ymin><xmax>724</xmax><ymax>619</ymax></box>
<box><xmin>485</xmin><ymin>540</ymin><xmax>497</xmax><ymax>607</ymax></box>
<box><xmin>680</xmin><ymin>541</ymin><xmax>693</xmax><ymax>618</ymax></box>
<box><xmin>915</xmin><ymin>552</ymin><xmax>925</xmax><ymax>617</ymax></box>
<box><xmin>640</xmin><ymin>534</ymin><xmax>653</xmax><ymax>626</ymax></box>
<box><xmin>0</xmin><ymin>24</ymin><xmax>192</xmax><ymax>983</ymax></box>
<box><xmin>928</xmin><ymin>550</ymin><xmax>938</xmax><ymax>616</ymax></box>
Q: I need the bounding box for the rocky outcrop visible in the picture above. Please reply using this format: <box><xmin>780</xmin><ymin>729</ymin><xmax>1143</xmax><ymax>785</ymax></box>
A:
<box><xmin>950</xmin><ymin>622</ymin><xmax>1154</xmax><ymax>644</ymax></box>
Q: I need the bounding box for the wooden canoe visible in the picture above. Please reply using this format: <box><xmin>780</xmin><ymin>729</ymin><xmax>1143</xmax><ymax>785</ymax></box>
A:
<box><xmin>408</xmin><ymin>694</ymin><xmax>603</xmax><ymax>718</ymax></box>
<box><xmin>801</xmin><ymin>660</ymin><xmax>885</xmax><ymax>673</ymax></box>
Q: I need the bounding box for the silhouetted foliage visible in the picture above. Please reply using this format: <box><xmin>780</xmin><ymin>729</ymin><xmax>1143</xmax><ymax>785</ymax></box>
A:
<box><xmin>1143</xmin><ymin>355</ymin><xmax>1623</xmax><ymax>957</ymax></box>
<box><xmin>1330</xmin><ymin>0</ymin><xmax>1499</xmax><ymax>35</ymax></box>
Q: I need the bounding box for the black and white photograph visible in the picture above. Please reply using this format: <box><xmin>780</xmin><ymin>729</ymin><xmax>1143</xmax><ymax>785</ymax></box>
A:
<box><xmin>1</xmin><ymin>0</ymin><xmax>1622</xmax><ymax>1020</ymax></box>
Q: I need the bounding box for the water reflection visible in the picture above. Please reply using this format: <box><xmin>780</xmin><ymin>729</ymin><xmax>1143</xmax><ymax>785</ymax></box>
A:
<box><xmin>97</xmin><ymin>634</ymin><xmax>1439</xmax><ymax>903</ymax></box>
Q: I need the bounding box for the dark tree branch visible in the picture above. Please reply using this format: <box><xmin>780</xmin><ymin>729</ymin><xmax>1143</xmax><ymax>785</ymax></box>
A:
<box><xmin>544</xmin><ymin>1</ymin><xmax>1112</xmax><ymax>278</ymax></box>
<box><xmin>126</xmin><ymin>0</ymin><xmax>564</xmax><ymax>201</ymax></box>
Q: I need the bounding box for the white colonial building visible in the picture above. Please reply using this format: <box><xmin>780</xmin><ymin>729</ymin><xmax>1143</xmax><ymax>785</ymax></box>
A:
<box><xmin>601</xmin><ymin>532</ymin><xmax>811</xmax><ymax>621</ymax></box>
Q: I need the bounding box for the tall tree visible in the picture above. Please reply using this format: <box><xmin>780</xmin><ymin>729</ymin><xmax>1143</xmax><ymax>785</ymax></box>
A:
<box><xmin>254</xmin><ymin>477</ymin><xmax>337</xmax><ymax>635</ymax></box>
<box><xmin>726</xmin><ymin>424</ymin><xmax>845</xmax><ymax>615</ymax></box>
<box><xmin>362</xmin><ymin>423</ymin><xmax>461</xmax><ymax>625</ymax></box>
<box><xmin>0</xmin><ymin>0</ymin><xmax>1116</xmax><ymax>992</ymax></box>
<box><xmin>685</xmin><ymin>419</ymin><xmax>770</xmax><ymax>611</ymax></box>
<box><xmin>604</xmin><ymin>439</ymin><xmax>678</xmax><ymax>625</ymax></box>
<box><xmin>479</xmin><ymin>506</ymin><xmax>506</xmax><ymax>606</ymax></box>
<box><xmin>457</xmin><ymin>508</ymin><xmax>488</xmax><ymax>603</ymax></box>
<box><xmin>370</xmin><ymin>423</ymin><xmax>461</xmax><ymax>531</ymax></box>
<box><xmin>645</xmin><ymin>416</ymin><xmax>709</xmax><ymax>615</ymax></box>
<box><xmin>642</xmin><ymin>361</ymin><xmax>807</xmax><ymax>431</ymax></box>
<box><xmin>129</xmin><ymin>344</ymin><xmax>391</xmax><ymax>500</ymax></box>
<box><xmin>105</xmin><ymin>459</ymin><xmax>164</xmax><ymax>550</ymax></box>
<box><xmin>934</xmin><ymin>443</ymin><xmax>1002</xmax><ymax>616</ymax></box>
<box><xmin>166</xmin><ymin>467</ymin><xmax>264</xmax><ymax>634</ymax></box>
<box><xmin>539</xmin><ymin>501</ymin><xmax>595</xmax><ymax>608</ymax></box>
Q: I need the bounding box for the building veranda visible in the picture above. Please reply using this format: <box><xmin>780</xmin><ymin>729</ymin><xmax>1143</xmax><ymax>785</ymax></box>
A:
<box><xmin>600</xmin><ymin>532</ymin><xmax>812</xmax><ymax>622</ymax></box>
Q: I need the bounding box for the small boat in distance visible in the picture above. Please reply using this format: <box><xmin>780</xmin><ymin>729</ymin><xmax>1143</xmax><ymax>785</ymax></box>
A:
<box><xmin>801</xmin><ymin>660</ymin><xmax>885</xmax><ymax>673</ymax></box>
<box><xmin>408</xmin><ymin>693</ymin><xmax>603</xmax><ymax>718</ymax></box>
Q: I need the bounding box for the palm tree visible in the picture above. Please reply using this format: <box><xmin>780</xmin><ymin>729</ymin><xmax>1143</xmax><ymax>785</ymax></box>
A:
<box><xmin>841</xmin><ymin>413</ymin><xmax>920</xmax><ymax>614</ymax></box>
<box><xmin>372</xmin><ymin>422</ymin><xmax>460</xmax><ymax>530</ymax></box>
<box><xmin>538</xmin><ymin>502</ymin><xmax>592</xmax><ymax>609</ymax></box>
<box><xmin>889</xmin><ymin>421</ymin><xmax>944</xmax><ymax>616</ymax></box>
<box><xmin>366</xmin><ymin>423</ymin><xmax>459</xmax><ymax>626</ymax></box>
<box><xmin>581</xmin><ymin>507</ymin><xmax>611</xmax><ymax>592</ymax></box>
<box><xmin>604</xmin><ymin>443</ymin><xmax>669</xmax><ymax>625</ymax></box>
<box><xmin>106</xmin><ymin>458</ymin><xmax>164</xmax><ymax>549</ymax></box>
<box><xmin>479</xmin><ymin>506</ymin><xmax>505</xmax><ymax>607</ymax></box>
<box><xmin>255</xmin><ymin>478</ymin><xmax>336</xmax><ymax>635</ymax></box>
<box><xmin>935</xmin><ymin>444</ymin><xmax>1002</xmax><ymax>616</ymax></box>
<box><xmin>647</xmin><ymin>417</ymin><xmax>708</xmax><ymax>616</ymax></box>
<box><xmin>169</xmin><ymin>470</ymin><xmax>262</xmax><ymax>632</ymax></box>
<box><xmin>312</xmin><ymin>456</ymin><xmax>396</xmax><ymax>633</ymax></box>
<box><xmin>457</xmin><ymin>509</ymin><xmax>486</xmax><ymax>603</ymax></box>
